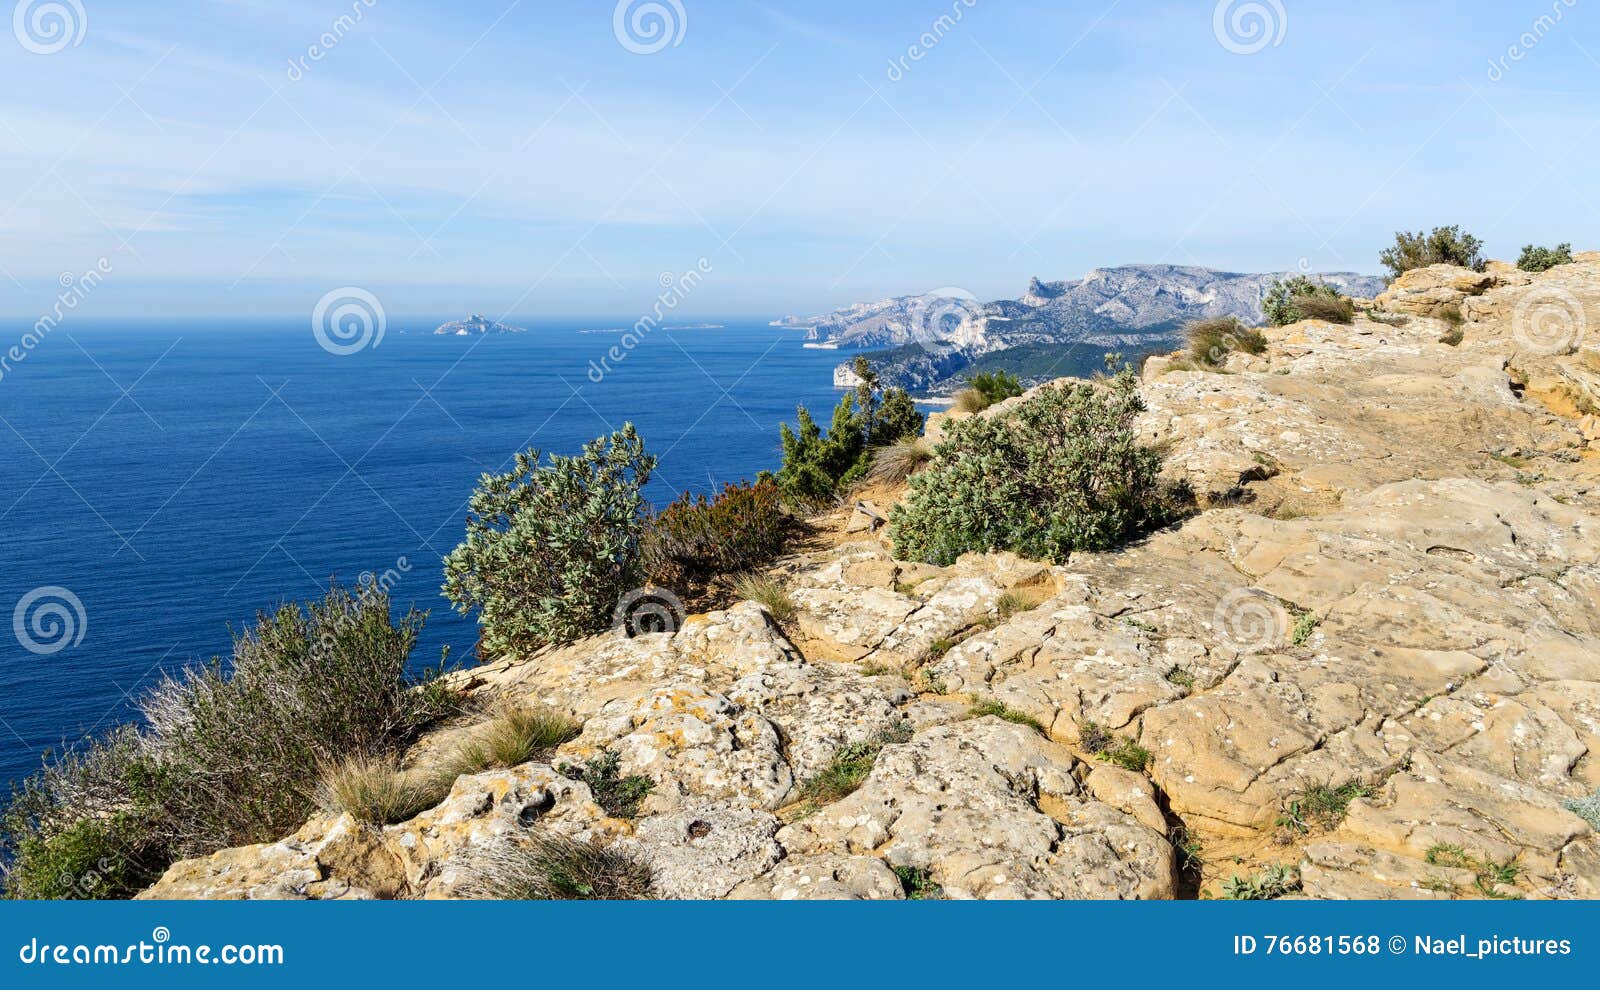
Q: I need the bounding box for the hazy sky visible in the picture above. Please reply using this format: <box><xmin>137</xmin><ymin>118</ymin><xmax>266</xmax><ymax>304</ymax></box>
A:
<box><xmin>1</xmin><ymin>0</ymin><xmax>1596</xmax><ymax>319</ymax></box>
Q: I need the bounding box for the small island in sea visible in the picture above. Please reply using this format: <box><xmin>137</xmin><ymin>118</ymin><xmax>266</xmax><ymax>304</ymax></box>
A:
<box><xmin>434</xmin><ymin>314</ymin><xmax>526</xmax><ymax>335</ymax></box>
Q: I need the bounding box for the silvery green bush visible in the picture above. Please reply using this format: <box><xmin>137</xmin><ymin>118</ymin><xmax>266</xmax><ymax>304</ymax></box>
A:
<box><xmin>443</xmin><ymin>425</ymin><xmax>656</xmax><ymax>657</ymax></box>
<box><xmin>888</xmin><ymin>368</ymin><xmax>1169</xmax><ymax>565</ymax></box>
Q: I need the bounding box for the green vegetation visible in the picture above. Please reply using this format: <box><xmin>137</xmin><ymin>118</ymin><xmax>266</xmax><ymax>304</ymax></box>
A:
<box><xmin>1277</xmin><ymin>780</ymin><xmax>1372</xmax><ymax>834</ymax></box>
<box><xmin>2</xmin><ymin>585</ymin><xmax>455</xmax><ymax>899</ymax></box>
<box><xmin>1425</xmin><ymin>843</ymin><xmax>1523</xmax><ymax>899</ymax></box>
<box><xmin>1290</xmin><ymin>611</ymin><xmax>1321</xmax><ymax>647</ymax></box>
<box><xmin>889</xmin><ymin>367</ymin><xmax>1173</xmax><ymax>566</ymax></box>
<box><xmin>642</xmin><ymin>479</ymin><xmax>789</xmax><ymax>588</ymax></box>
<box><xmin>797</xmin><ymin>723</ymin><xmax>913</xmax><ymax>805</ymax></box>
<box><xmin>995</xmin><ymin>591</ymin><xmax>1027</xmax><ymax>620</ymax></box>
<box><xmin>1517</xmin><ymin>243</ymin><xmax>1573</xmax><ymax>273</ymax></box>
<box><xmin>967</xmin><ymin>698</ymin><xmax>1045</xmax><ymax>733</ymax></box>
<box><xmin>1186</xmin><ymin>316</ymin><xmax>1267</xmax><ymax>366</ymax></box>
<box><xmin>558</xmin><ymin>751</ymin><xmax>653</xmax><ymax>819</ymax></box>
<box><xmin>1164</xmin><ymin>664</ymin><xmax>1197</xmax><ymax>692</ymax></box>
<box><xmin>467</xmin><ymin>833</ymin><xmax>653</xmax><ymax>900</ymax></box>
<box><xmin>1220</xmin><ymin>864</ymin><xmax>1301</xmax><ymax>900</ymax></box>
<box><xmin>773</xmin><ymin>358</ymin><xmax>923</xmax><ymax>506</ymax></box>
<box><xmin>732</xmin><ymin>572</ymin><xmax>796</xmax><ymax>625</ymax></box>
<box><xmin>1564</xmin><ymin>789</ymin><xmax>1600</xmax><ymax>830</ymax></box>
<box><xmin>1262</xmin><ymin>277</ymin><xmax>1352</xmax><ymax>327</ymax></box>
<box><xmin>892</xmin><ymin>864</ymin><xmax>943</xmax><ymax>899</ymax></box>
<box><xmin>1079</xmin><ymin>720</ymin><xmax>1151</xmax><ymax>772</ymax></box>
<box><xmin>1380</xmin><ymin>225</ymin><xmax>1485</xmax><ymax>277</ymax></box>
<box><xmin>442</xmin><ymin>426</ymin><xmax>656</xmax><ymax>657</ymax></box>
<box><xmin>954</xmin><ymin>369</ymin><xmax>1024</xmax><ymax>413</ymax></box>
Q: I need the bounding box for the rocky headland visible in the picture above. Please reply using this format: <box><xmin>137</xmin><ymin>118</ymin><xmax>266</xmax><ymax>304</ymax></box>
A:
<box><xmin>143</xmin><ymin>254</ymin><xmax>1600</xmax><ymax>900</ymax></box>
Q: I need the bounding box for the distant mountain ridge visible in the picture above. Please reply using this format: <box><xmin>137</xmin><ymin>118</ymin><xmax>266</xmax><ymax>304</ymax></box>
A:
<box><xmin>778</xmin><ymin>264</ymin><xmax>1389</xmax><ymax>392</ymax></box>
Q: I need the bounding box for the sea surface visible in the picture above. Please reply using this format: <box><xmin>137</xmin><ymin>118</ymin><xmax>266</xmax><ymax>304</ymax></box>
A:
<box><xmin>0</xmin><ymin>318</ymin><xmax>848</xmax><ymax>788</ymax></box>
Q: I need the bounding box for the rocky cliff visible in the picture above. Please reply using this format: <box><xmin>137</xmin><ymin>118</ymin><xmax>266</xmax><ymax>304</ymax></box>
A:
<box><xmin>791</xmin><ymin>266</ymin><xmax>1388</xmax><ymax>393</ymax></box>
<box><xmin>143</xmin><ymin>255</ymin><xmax>1600</xmax><ymax>901</ymax></box>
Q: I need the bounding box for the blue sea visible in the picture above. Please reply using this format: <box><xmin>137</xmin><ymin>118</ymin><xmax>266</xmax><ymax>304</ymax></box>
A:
<box><xmin>0</xmin><ymin>318</ymin><xmax>848</xmax><ymax>788</ymax></box>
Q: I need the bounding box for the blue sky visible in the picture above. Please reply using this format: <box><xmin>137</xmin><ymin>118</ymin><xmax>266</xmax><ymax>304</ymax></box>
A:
<box><xmin>0</xmin><ymin>0</ymin><xmax>1596</xmax><ymax>318</ymax></box>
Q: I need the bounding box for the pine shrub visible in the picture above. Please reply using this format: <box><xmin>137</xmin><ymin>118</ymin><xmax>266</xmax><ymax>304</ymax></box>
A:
<box><xmin>1380</xmin><ymin>225</ymin><xmax>1485</xmax><ymax>277</ymax></box>
<box><xmin>1517</xmin><ymin>243</ymin><xmax>1573</xmax><ymax>273</ymax></box>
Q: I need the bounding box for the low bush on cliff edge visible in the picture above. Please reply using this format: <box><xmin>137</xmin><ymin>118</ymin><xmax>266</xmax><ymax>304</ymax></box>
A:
<box><xmin>2</xmin><ymin>586</ymin><xmax>454</xmax><ymax>899</ymax></box>
<box><xmin>442</xmin><ymin>425</ymin><xmax>656</xmax><ymax>657</ymax></box>
<box><xmin>466</xmin><ymin>833</ymin><xmax>653</xmax><ymax>900</ymax></box>
<box><xmin>953</xmin><ymin>369</ymin><xmax>1024</xmax><ymax>413</ymax></box>
<box><xmin>1262</xmin><ymin>277</ymin><xmax>1352</xmax><ymax>327</ymax></box>
<box><xmin>641</xmin><ymin>479</ymin><xmax>790</xmax><ymax>588</ymax></box>
<box><xmin>1518</xmin><ymin>243</ymin><xmax>1573</xmax><ymax>273</ymax></box>
<box><xmin>888</xmin><ymin>367</ymin><xmax>1172</xmax><ymax>566</ymax></box>
<box><xmin>1380</xmin><ymin>225</ymin><xmax>1486</xmax><ymax>278</ymax></box>
<box><xmin>1186</xmin><ymin>316</ymin><xmax>1267</xmax><ymax>366</ymax></box>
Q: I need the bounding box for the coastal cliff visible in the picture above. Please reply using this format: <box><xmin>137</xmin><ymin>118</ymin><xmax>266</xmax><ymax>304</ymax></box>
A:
<box><xmin>142</xmin><ymin>254</ymin><xmax>1600</xmax><ymax>900</ymax></box>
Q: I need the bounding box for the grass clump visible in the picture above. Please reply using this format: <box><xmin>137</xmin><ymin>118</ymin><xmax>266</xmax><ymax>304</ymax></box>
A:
<box><xmin>967</xmin><ymin>698</ymin><xmax>1045</xmax><ymax>733</ymax></box>
<box><xmin>1262</xmin><ymin>277</ymin><xmax>1351</xmax><ymax>327</ymax></box>
<box><xmin>868</xmin><ymin>437</ymin><xmax>933</xmax><ymax>485</ymax></box>
<box><xmin>890</xmin><ymin>367</ymin><xmax>1174</xmax><ymax>566</ymax></box>
<box><xmin>1164</xmin><ymin>664</ymin><xmax>1197</xmax><ymax>692</ymax></box>
<box><xmin>467</xmin><ymin>833</ymin><xmax>652</xmax><ymax>900</ymax></box>
<box><xmin>892</xmin><ymin>864</ymin><xmax>943</xmax><ymax>899</ymax></box>
<box><xmin>732</xmin><ymin>572</ymin><xmax>797</xmax><ymax>624</ymax></box>
<box><xmin>315</xmin><ymin>754</ymin><xmax>445</xmax><ymax>826</ymax></box>
<box><xmin>558</xmin><ymin>751</ymin><xmax>653</xmax><ymax>819</ymax></box>
<box><xmin>478</xmin><ymin>704</ymin><xmax>582</xmax><ymax>769</ymax></box>
<box><xmin>1380</xmin><ymin>225</ymin><xmax>1485</xmax><ymax>277</ymax></box>
<box><xmin>1277</xmin><ymin>779</ymin><xmax>1372</xmax><ymax>834</ymax></box>
<box><xmin>1080</xmin><ymin>721</ymin><xmax>1151</xmax><ymax>772</ymax></box>
<box><xmin>1220</xmin><ymin>864</ymin><xmax>1301</xmax><ymax>900</ymax></box>
<box><xmin>797</xmin><ymin>723</ymin><xmax>913</xmax><ymax>805</ymax></box>
<box><xmin>1517</xmin><ymin>243</ymin><xmax>1572</xmax><ymax>273</ymax></box>
<box><xmin>1186</xmin><ymin>316</ymin><xmax>1267</xmax><ymax>367</ymax></box>
<box><xmin>1425</xmin><ymin>843</ymin><xmax>1524</xmax><ymax>899</ymax></box>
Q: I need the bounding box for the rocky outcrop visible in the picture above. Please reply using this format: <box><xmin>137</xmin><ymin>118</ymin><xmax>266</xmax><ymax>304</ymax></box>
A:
<box><xmin>143</xmin><ymin>255</ymin><xmax>1600</xmax><ymax>901</ymax></box>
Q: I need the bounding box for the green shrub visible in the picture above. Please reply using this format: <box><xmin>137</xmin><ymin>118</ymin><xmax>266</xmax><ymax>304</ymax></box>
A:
<box><xmin>889</xmin><ymin>368</ymin><xmax>1169</xmax><ymax>566</ymax></box>
<box><xmin>443</xmin><ymin>426</ymin><xmax>656</xmax><ymax>656</ymax></box>
<box><xmin>1097</xmin><ymin>737</ymin><xmax>1153</xmax><ymax>773</ymax></box>
<box><xmin>467</xmin><ymin>833</ymin><xmax>653</xmax><ymax>900</ymax></box>
<box><xmin>1186</xmin><ymin>316</ymin><xmax>1267</xmax><ymax>366</ymax></box>
<box><xmin>642</xmin><ymin>479</ymin><xmax>789</xmax><ymax>587</ymax></box>
<box><xmin>968</xmin><ymin>370</ymin><xmax>1024</xmax><ymax>408</ymax></box>
<box><xmin>891</xmin><ymin>864</ymin><xmax>942</xmax><ymax>899</ymax></box>
<box><xmin>1262</xmin><ymin>277</ymin><xmax>1350</xmax><ymax>327</ymax></box>
<box><xmin>558</xmin><ymin>752</ymin><xmax>652</xmax><ymax>819</ymax></box>
<box><xmin>3</xmin><ymin>586</ymin><xmax>453</xmax><ymax>897</ymax></box>
<box><xmin>1517</xmin><ymin>243</ymin><xmax>1573</xmax><ymax>273</ymax></box>
<box><xmin>1221</xmin><ymin>864</ymin><xmax>1301</xmax><ymax>900</ymax></box>
<box><xmin>1563</xmin><ymin>789</ymin><xmax>1600</xmax><ymax>830</ymax></box>
<box><xmin>773</xmin><ymin>359</ymin><xmax>923</xmax><ymax>506</ymax></box>
<box><xmin>1380</xmin><ymin>225</ymin><xmax>1485</xmax><ymax>277</ymax></box>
